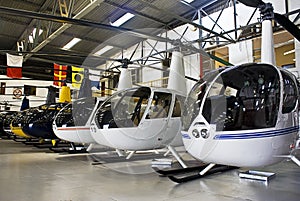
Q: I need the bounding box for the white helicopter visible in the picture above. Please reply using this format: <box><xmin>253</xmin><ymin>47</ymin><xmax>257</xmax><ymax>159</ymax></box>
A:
<box><xmin>89</xmin><ymin>51</ymin><xmax>194</xmax><ymax>159</ymax></box>
<box><xmin>181</xmin><ymin>0</ymin><xmax>300</xmax><ymax>176</ymax></box>
<box><xmin>52</xmin><ymin>67</ymin><xmax>133</xmax><ymax>151</ymax></box>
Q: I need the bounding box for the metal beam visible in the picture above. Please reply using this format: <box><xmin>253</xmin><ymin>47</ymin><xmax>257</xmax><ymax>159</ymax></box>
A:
<box><xmin>14</xmin><ymin>0</ymin><xmax>54</xmax><ymax>50</ymax></box>
<box><xmin>0</xmin><ymin>6</ymin><xmax>200</xmax><ymax>52</ymax></box>
<box><xmin>23</xmin><ymin>0</ymin><xmax>105</xmax><ymax>61</ymax></box>
<box><xmin>103</xmin><ymin>1</ymin><xmax>167</xmax><ymax>26</ymax></box>
<box><xmin>135</xmin><ymin>0</ymin><xmax>234</xmax><ymax>43</ymax></box>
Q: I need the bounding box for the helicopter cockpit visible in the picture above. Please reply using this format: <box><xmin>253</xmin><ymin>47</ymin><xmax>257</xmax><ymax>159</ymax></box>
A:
<box><xmin>22</xmin><ymin>103</ymin><xmax>67</xmax><ymax>125</ymax></box>
<box><xmin>94</xmin><ymin>87</ymin><xmax>151</xmax><ymax>129</ymax></box>
<box><xmin>94</xmin><ymin>86</ymin><xmax>182</xmax><ymax>130</ymax></box>
<box><xmin>54</xmin><ymin>97</ymin><xmax>98</xmax><ymax>128</ymax></box>
<box><xmin>182</xmin><ymin>63</ymin><xmax>299</xmax><ymax>133</ymax></box>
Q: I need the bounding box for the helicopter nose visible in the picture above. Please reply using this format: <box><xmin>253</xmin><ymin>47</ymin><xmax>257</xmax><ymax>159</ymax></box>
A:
<box><xmin>191</xmin><ymin>127</ymin><xmax>209</xmax><ymax>139</ymax></box>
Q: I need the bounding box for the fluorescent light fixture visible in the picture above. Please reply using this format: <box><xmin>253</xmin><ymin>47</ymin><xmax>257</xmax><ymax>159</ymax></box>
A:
<box><xmin>94</xmin><ymin>45</ymin><xmax>114</xmax><ymax>56</ymax></box>
<box><xmin>29</xmin><ymin>28</ymin><xmax>43</xmax><ymax>43</ymax></box>
<box><xmin>29</xmin><ymin>35</ymin><xmax>34</xmax><ymax>43</ymax></box>
<box><xmin>181</xmin><ymin>0</ymin><xmax>194</xmax><ymax>4</ymax></box>
<box><xmin>62</xmin><ymin>37</ymin><xmax>81</xmax><ymax>50</ymax></box>
<box><xmin>111</xmin><ymin>13</ymin><xmax>135</xmax><ymax>27</ymax></box>
<box><xmin>283</xmin><ymin>49</ymin><xmax>295</xmax><ymax>56</ymax></box>
<box><xmin>33</xmin><ymin>28</ymin><xmax>43</xmax><ymax>36</ymax></box>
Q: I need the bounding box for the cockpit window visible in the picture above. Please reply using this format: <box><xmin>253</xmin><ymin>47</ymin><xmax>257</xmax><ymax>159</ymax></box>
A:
<box><xmin>55</xmin><ymin>97</ymin><xmax>98</xmax><ymax>127</ymax></box>
<box><xmin>146</xmin><ymin>92</ymin><xmax>172</xmax><ymax>119</ymax></box>
<box><xmin>182</xmin><ymin>68</ymin><xmax>222</xmax><ymax>131</ymax></box>
<box><xmin>203</xmin><ymin>64</ymin><xmax>280</xmax><ymax>131</ymax></box>
<box><xmin>95</xmin><ymin>87</ymin><xmax>151</xmax><ymax>129</ymax></box>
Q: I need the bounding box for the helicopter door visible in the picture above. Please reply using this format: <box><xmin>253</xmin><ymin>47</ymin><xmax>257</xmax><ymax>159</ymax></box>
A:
<box><xmin>165</xmin><ymin>95</ymin><xmax>185</xmax><ymax>146</ymax></box>
<box><xmin>279</xmin><ymin>70</ymin><xmax>299</xmax><ymax>128</ymax></box>
<box><xmin>141</xmin><ymin>92</ymin><xmax>172</xmax><ymax>148</ymax></box>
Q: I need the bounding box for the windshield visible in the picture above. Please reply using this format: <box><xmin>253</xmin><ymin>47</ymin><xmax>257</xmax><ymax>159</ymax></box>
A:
<box><xmin>182</xmin><ymin>69</ymin><xmax>224</xmax><ymax>131</ymax></box>
<box><xmin>95</xmin><ymin>87</ymin><xmax>151</xmax><ymax>129</ymax></box>
<box><xmin>55</xmin><ymin>97</ymin><xmax>98</xmax><ymax>127</ymax></box>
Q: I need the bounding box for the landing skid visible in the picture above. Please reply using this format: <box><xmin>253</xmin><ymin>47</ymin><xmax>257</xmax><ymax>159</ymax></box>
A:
<box><xmin>153</xmin><ymin>163</ymin><xmax>237</xmax><ymax>183</ymax></box>
<box><xmin>90</xmin><ymin>151</ymin><xmax>166</xmax><ymax>165</ymax></box>
<box><xmin>49</xmin><ymin>142</ymin><xmax>87</xmax><ymax>153</ymax></box>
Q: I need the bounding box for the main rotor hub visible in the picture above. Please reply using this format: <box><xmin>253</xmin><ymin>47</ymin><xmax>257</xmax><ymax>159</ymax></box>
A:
<box><xmin>259</xmin><ymin>2</ymin><xmax>274</xmax><ymax>21</ymax></box>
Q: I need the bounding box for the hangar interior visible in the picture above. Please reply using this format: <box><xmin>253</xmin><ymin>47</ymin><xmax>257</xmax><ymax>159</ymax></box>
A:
<box><xmin>0</xmin><ymin>0</ymin><xmax>300</xmax><ymax>200</ymax></box>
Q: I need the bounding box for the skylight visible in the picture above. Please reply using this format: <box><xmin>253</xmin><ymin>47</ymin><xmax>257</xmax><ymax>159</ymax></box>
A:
<box><xmin>94</xmin><ymin>45</ymin><xmax>114</xmax><ymax>56</ymax></box>
<box><xmin>111</xmin><ymin>13</ymin><xmax>135</xmax><ymax>27</ymax></box>
<box><xmin>29</xmin><ymin>28</ymin><xmax>43</xmax><ymax>43</ymax></box>
<box><xmin>62</xmin><ymin>37</ymin><xmax>81</xmax><ymax>50</ymax></box>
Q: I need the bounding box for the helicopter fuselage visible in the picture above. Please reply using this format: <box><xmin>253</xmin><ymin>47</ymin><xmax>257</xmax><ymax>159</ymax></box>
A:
<box><xmin>182</xmin><ymin>63</ymin><xmax>299</xmax><ymax>167</ymax></box>
<box><xmin>53</xmin><ymin>97</ymin><xmax>103</xmax><ymax>144</ymax></box>
<box><xmin>90</xmin><ymin>86</ymin><xmax>185</xmax><ymax>151</ymax></box>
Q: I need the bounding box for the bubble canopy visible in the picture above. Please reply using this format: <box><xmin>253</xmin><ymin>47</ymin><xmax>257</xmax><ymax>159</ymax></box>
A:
<box><xmin>182</xmin><ymin>63</ymin><xmax>298</xmax><ymax>132</ymax></box>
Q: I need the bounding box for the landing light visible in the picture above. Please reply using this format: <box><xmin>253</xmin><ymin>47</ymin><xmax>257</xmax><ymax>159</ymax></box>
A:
<box><xmin>201</xmin><ymin>129</ymin><xmax>209</xmax><ymax>139</ymax></box>
<box><xmin>192</xmin><ymin>129</ymin><xmax>200</xmax><ymax>138</ymax></box>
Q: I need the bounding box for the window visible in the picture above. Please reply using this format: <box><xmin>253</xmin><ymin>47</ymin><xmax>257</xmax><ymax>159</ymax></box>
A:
<box><xmin>131</xmin><ymin>68</ymin><xmax>141</xmax><ymax>84</ymax></box>
<box><xmin>202</xmin><ymin>64</ymin><xmax>280</xmax><ymax>131</ymax></box>
<box><xmin>171</xmin><ymin>95</ymin><xmax>185</xmax><ymax>117</ymax></box>
<box><xmin>146</xmin><ymin>92</ymin><xmax>172</xmax><ymax>119</ymax></box>
<box><xmin>24</xmin><ymin>85</ymin><xmax>36</xmax><ymax>96</ymax></box>
<box><xmin>281</xmin><ymin>70</ymin><xmax>298</xmax><ymax>114</ymax></box>
<box><xmin>0</xmin><ymin>82</ymin><xmax>5</xmax><ymax>95</ymax></box>
<box><xmin>95</xmin><ymin>87</ymin><xmax>151</xmax><ymax>128</ymax></box>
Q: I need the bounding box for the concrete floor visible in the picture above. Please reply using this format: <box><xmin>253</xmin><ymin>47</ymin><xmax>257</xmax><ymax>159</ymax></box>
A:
<box><xmin>0</xmin><ymin>139</ymin><xmax>299</xmax><ymax>201</ymax></box>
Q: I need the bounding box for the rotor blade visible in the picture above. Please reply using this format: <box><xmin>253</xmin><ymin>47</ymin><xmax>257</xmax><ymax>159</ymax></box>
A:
<box><xmin>238</xmin><ymin>0</ymin><xmax>264</xmax><ymax>8</ymax></box>
<box><xmin>274</xmin><ymin>13</ymin><xmax>300</xmax><ymax>42</ymax></box>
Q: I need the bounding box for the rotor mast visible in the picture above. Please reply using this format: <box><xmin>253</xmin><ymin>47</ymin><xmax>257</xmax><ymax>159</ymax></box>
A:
<box><xmin>260</xmin><ymin>3</ymin><xmax>276</xmax><ymax>65</ymax></box>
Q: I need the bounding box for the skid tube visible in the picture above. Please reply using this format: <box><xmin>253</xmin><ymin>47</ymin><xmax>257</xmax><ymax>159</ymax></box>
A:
<box><xmin>153</xmin><ymin>163</ymin><xmax>237</xmax><ymax>183</ymax></box>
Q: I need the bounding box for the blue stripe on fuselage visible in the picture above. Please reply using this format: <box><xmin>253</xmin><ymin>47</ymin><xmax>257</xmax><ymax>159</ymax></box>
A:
<box><xmin>182</xmin><ymin>133</ymin><xmax>191</xmax><ymax>139</ymax></box>
<box><xmin>213</xmin><ymin>126</ymin><xmax>299</xmax><ymax>140</ymax></box>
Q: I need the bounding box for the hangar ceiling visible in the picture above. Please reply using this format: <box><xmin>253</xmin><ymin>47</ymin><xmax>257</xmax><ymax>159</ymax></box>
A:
<box><xmin>0</xmin><ymin>0</ymin><xmax>299</xmax><ymax>81</ymax></box>
<box><xmin>0</xmin><ymin>0</ymin><xmax>229</xmax><ymax>80</ymax></box>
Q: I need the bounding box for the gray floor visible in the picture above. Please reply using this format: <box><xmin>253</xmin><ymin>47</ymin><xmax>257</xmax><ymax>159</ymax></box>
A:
<box><xmin>0</xmin><ymin>139</ymin><xmax>299</xmax><ymax>201</ymax></box>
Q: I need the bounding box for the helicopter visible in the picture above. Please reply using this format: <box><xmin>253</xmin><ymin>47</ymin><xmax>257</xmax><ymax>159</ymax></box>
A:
<box><xmin>10</xmin><ymin>96</ymin><xmax>35</xmax><ymax>139</ymax></box>
<box><xmin>19</xmin><ymin>84</ymin><xmax>71</xmax><ymax>145</ymax></box>
<box><xmin>0</xmin><ymin>110</ymin><xmax>17</xmax><ymax>138</ymax></box>
<box><xmin>10</xmin><ymin>109</ymin><xmax>33</xmax><ymax>139</ymax></box>
<box><xmin>2</xmin><ymin>111</ymin><xmax>19</xmax><ymax>139</ymax></box>
<box><xmin>89</xmin><ymin>51</ymin><xmax>193</xmax><ymax>160</ymax></box>
<box><xmin>53</xmin><ymin>67</ymin><xmax>132</xmax><ymax>151</ymax></box>
<box><xmin>179</xmin><ymin>0</ymin><xmax>300</xmax><ymax>180</ymax></box>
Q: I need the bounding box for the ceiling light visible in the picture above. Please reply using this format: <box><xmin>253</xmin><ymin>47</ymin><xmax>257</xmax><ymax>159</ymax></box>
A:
<box><xmin>29</xmin><ymin>35</ymin><xmax>34</xmax><ymax>43</ymax></box>
<box><xmin>283</xmin><ymin>49</ymin><xmax>295</xmax><ymax>56</ymax></box>
<box><xmin>111</xmin><ymin>13</ymin><xmax>135</xmax><ymax>27</ymax></box>
<box><xmin>181</xmin><ymin>0</ymin><xmax>194</xmax><ymax>4</ymax></box>
<box><xmin>62</xmin><ymin>37</ymin><xmax>81</xmax><ymax>50</ymax></box>
<box><xmin>32</xmin><ymin>28</ymin><xmax>43</xmax><ymax>37</ymax></box>
<box><xmin>94</xmin><ymin>45</ymin><xmax>114</xmax><ymax>56</ymax></box>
